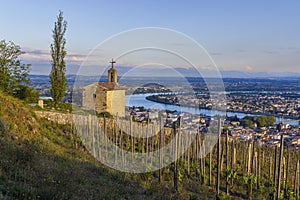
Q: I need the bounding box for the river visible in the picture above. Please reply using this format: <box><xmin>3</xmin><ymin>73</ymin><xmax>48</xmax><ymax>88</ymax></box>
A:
<box><xmin>126</xmin><ymin>93</ymin><xmax>299</xmax><ymax>126</ymax></box>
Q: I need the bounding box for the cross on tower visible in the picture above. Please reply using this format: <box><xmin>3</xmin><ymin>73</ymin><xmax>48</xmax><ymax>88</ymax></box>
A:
<box><xmin>110</xmin><ymin>59</ymin><xmax>116</xmax><ymax>68</ymax></box>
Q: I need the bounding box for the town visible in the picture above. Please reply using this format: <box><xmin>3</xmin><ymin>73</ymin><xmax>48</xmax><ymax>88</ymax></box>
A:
<box><xmin>127</xmin><ymin>105</ymin><xmax>300</xmax><ymax>150</ymax></box>
<box><xmin>146</xmin><ymin>91</ymin><xmax>300</xmax><ymax>119</ymax></box>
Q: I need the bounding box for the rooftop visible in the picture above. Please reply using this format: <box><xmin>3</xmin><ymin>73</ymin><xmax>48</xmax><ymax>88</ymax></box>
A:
<box><xmin>97</xmin><ymin>82</ymin><xmax>126</xmax><ymax>90</ymax></box>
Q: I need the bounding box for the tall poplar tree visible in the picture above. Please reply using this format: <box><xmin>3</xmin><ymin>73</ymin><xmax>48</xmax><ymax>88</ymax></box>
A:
<box><xmin>50</xmin><ymin>10</ymin><xmax>67</xmax><ymax>108</ymax></box>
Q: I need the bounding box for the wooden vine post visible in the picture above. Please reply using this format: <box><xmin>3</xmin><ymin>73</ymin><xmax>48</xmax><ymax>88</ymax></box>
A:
<box><xmin>226</xmin><ymin>130</ymin><xmax>229</xmax><ymax>195</ymax></box>
<box><xmin>172</xmin><ymin>118</ymin><xmax>179</xmax><ymax>192</ymax></box>
<box><xmin>216</xmin><ymin>117</ymin><xmax>222</xmax><ymax>198</ymax></box>
<box><xmin>284</xmin><ymin>148</ymin><xmax>290</xmax><ymax>198</ymax></box>
<box><xmin>294</xmin><ymin>160</ymin><xmax>299</xmax><ymax>198</ymax></box>
<box><xmin>276</xmin><ymin>134</ymin><xmax>284</xmax><ymax>200</ymax></box>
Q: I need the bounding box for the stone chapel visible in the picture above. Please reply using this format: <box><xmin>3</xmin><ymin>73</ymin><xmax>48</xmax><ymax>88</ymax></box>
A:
<box><xmin>82</xmin><ymin>60</ymin><xmax>126</xmax><ymax>117</ymax></box>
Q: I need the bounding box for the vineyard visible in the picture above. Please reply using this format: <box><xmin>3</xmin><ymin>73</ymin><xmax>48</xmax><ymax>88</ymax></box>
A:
<box><xmin>72</xmin><ymin>114</ymin><xmax>300</xmax><ymax>200</ymax></box>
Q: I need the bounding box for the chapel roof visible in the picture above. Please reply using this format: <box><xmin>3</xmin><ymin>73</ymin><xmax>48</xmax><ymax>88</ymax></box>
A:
<box><xmin>97</xmin><ymin>82</ymin><xmax>126</xmax><ymax>90</ymax></box>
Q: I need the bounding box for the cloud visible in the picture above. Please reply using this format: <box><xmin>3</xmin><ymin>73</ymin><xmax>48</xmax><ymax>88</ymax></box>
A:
<box><xmin>245</xmin><ymin>65</ymin><xmax>253</xmax><ymax>72</ymax></box>
<box><xmin>20</xmin><ymin>47</ymin><xmax>87</xmax><ymax>65</ymax></box>
<box><xmin>66</xmin><ymin>52</ymin><xmax>87</xmax><ymax>64</ymax></box>
<box><xmin>20</xmin><ymin>49</ymin><xmax>49</xmax><ymax>63</ymax></box>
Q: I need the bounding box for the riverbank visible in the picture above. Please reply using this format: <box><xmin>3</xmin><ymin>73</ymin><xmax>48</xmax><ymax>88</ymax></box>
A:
<box><xmin>145</xmin><ymin>94</ymin><xmax>300</xmax><ymax>121</ymax></box>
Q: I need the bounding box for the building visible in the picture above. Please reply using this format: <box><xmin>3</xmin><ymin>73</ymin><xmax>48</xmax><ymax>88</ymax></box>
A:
<box><xmin>38</xmin><ymin>96</ymin><xmax>54</xmax><ymax>108</ymax></box>
<box><xmin>82</xmin><ymin>60</ymin><xmax>126</xmax><ymax>117</ymax></box>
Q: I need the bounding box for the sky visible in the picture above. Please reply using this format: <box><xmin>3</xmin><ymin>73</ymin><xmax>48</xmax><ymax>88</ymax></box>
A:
<box><xmin>1</xmin><ymin>0</ymin><xmax>300</xmax><ymax>75</ymax></box>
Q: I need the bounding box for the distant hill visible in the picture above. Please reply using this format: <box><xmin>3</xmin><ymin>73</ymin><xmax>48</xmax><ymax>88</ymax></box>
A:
<box><xmin>219</xmin><ymin>70</ymin><xmax>300</xmax><ymax>79</ymax></box>
<box><xmin>142</xmin><ymin>83</ymin><xmax>165</xmax><ymax>88</ymax></box>
<box><xmin>30</xmin><ymin>67</ymin><xmax>300</xmax><ymax>81</ymax></box>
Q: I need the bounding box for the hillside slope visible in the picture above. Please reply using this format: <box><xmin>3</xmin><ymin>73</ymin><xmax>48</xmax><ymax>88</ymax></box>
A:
<box><xmin>0</xmin><ymin>93</ymin><xmax>172</xmax><ymax>200</ymax></box>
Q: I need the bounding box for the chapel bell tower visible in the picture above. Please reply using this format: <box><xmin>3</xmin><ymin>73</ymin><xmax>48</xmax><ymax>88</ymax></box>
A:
<box><xmin>108</xmin><ymin>59</ymin><xmax>118</xmax><ymax>83</ymax></box>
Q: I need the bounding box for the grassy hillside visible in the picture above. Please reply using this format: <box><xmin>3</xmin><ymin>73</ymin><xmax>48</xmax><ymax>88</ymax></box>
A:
<box><xmin>0</xmin><ymin>92</ymin><xmax>183</xmax><ymax>200</ymax></box>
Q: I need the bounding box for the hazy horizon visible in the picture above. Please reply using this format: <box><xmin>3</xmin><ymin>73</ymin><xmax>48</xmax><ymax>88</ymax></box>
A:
<box><xmin>29</xmin><ymin>64</ymin><xmax>300</xmax><ymax>79</ymax></box>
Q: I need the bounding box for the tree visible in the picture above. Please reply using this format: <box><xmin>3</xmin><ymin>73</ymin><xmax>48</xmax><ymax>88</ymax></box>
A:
<box><xmin>0</xmin><ymin>40</ymin><xmax>31</xmax><ymax>96</ymax></box>
<box><xmin>256</xmin><ymin>116</ymin><xmax>267</xmax><ymax>127</ymax></box>
<box><xmin>257</xmin><ymin>115</ymin><xmax>275</xmax><ymax>127</ymax></box>
<box><xmin>50</xmin><ymin>10</ymin><xmax>67</xmax><ymax>108</ymax></box>
<box><xmin>16</xmin><ymin>85</ymin><xmax>39</xmax><ymax>103</ymax></box>
<box><xmin>228</xmin><ymin>114</ymin><xmax>239</xmax><ymax>122</ymax></box>
<box><xmin>240</xmin><ymin>118</ymin><xmax>253</xmax><ymax>127</ymax></box>
<box><xmin>266</xmin><ymin>115</ymin><xmax>275</xmax><ymax>126</ymax></box>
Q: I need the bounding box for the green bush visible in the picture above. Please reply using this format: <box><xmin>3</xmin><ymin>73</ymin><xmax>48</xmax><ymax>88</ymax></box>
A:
<box><xmin>97</xmin><ymin>111</ymin><xmax>113</xmax><ymax>118</ymax></box>
<box><xmin>14</xmin><ymin>85</ymin><xmax>39</xmax><ymax>103</ymax></box>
